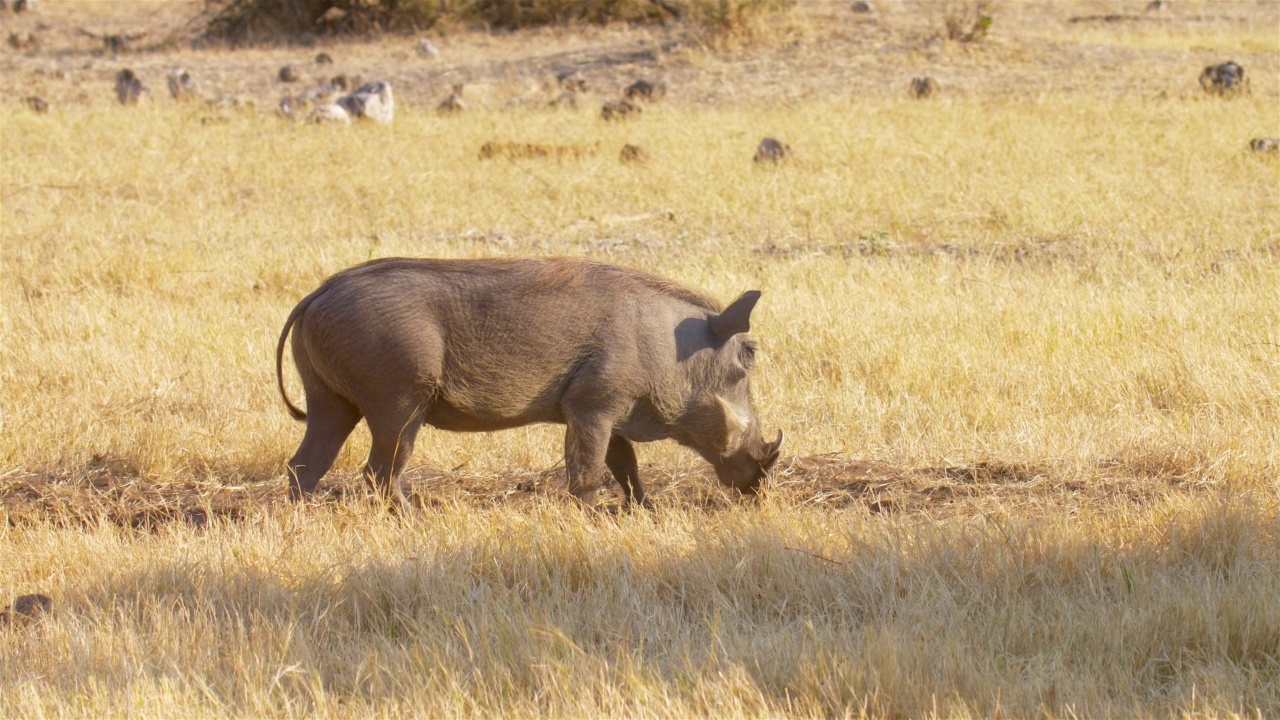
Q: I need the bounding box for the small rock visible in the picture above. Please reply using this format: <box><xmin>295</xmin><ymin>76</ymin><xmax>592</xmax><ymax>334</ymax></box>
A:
<box><xmin>851</xmin><ymin>1</ymin><xmax>872</xmax><ymax>12</ymax></box>
<box><xmin>753</xmin><ymin>137</ymin><xmax>789</xmax><ymax>164</ymax></box>
<box><xmin>1145</xmin><ymin>0</ymin><xmax>1167</xmax><ymax>11</ymax></box>
<box><xmin>624</xmin><ymin>78</ymin><xmax>666</xmax><ymax>102</ymax></box>
<box><xmin>1249</xmin><ymin>137</ymin><xmax>1278</xmax><ymax>154</ymax></box>
<box><xmin>1</xmin><ymin>594</ymin><xmax>52</xmax><ymax>627</ymax></box>
<box><xmin>601</xmin><ymin>99</ymin><xmax>640</xmax><ymax>121</ymax></box>
<box><xmin>115</xmin><ymin>68</ymin><xmax>147</xmax><ymax>105</ymax></box>
<box><xmin>278</xmin><ymin>94</ymin><xmax>307</xmax><ymax>120</ymax></box>
<box><xmin>315</xmin><ymin>51</ymin><xmax>333</xmax><ymax>65</ymax></box>
<box><xmin>24</xmin><ymin>94</ymin><xmax>48</xmax><ymax>113</ymax></box>
<box><xmin>279</xmin><ymin>65</ymin><xmax>302</xmax><ymax>83</ymax></box>
<box><xmin>311</xmin><ymin>103</ymin><xmax>351</xmax><ymax>125</ymax></box>
<box><xmin>437</xmin><ymin>84</ymin><xmax>466</xmax><ymax>114</ymax></box>
<box><xmin>1199</xmin><ymin>61</ymin><xmax>1247</xmax><ymax>96</ymax></box>
<box><xmin>167</xmin><ymin>67</ymin><xmax>195</xmax><ymax>100</ymax></box>
<box><xmin>338</xmin><ymin>80</ymin><xmax>394</xmax><ymax>124</ymax></box>
<box><xmin>620</xmin><ymin>144</ymin><xmax>649</xmax><ymax>164</ymax></box>
<box><xmin>910</xmin><ymin>76</ymin><xmax>940</xmax><ymax>98</ymax></box>
<box><xmin>416</xmin><ymin>37</ymin><xmax>439</xmax><ymax>58</ymax></box>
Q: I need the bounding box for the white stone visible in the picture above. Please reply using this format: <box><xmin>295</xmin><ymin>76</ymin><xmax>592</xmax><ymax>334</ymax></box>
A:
<box><xmin>338</xmin><ymin>81</ymin><xmax>394</xmax><ymax>124</ymax></box>
<box><xmin>311</xmin><ymin>103</ymin><xmax>351</xmax><ymax>125</ymax></box>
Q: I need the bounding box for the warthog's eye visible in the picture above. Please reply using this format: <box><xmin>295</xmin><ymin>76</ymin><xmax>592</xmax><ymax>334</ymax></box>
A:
<box><xmin>738</xmin><ymin>338</ymin><xmax>757</xmax><ymax>370</ymax></box>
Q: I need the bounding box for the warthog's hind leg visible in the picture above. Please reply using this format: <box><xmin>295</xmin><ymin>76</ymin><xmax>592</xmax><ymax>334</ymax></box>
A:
<box><xmin>288</xmin><ymin>392</ymin><xmax>362</xmax><ymax>500</ymax></box>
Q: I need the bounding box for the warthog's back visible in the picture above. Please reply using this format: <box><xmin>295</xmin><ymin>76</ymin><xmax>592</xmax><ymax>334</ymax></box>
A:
<box><xmin>288</xmin><ymin>257</ymin><xmax>722</xmax><ymax>430</ymax></box>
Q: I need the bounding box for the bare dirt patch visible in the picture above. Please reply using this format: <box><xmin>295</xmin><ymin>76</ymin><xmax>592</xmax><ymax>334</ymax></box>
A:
<box><xmin>2</xmin><ymin>1</ymin><xmax>1276</xmax><ymax>112</ymax></box>
<box><xmin>3</xmin><ymin>454</ymin><xmax>1205</xmax><ymax>530</ymax></box>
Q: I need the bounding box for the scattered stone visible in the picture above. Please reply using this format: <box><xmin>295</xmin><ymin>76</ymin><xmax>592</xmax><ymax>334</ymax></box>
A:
<box><xmin>23</xmin><ymin>95</ymin><xmax>48</xmax><ymax>113</ymax></box>
<box><xmin>851</xmin><ymin>1</ymin><xmax>872</xmax><ymax>12</ymax></box>
<box><xmin>166</xmin><ymin>67</ymin><xmax>195</xmax><ymax>101</ymax></box>
<box><xmin>315</xmin><ymin>51</ymin><xmax>333</xmax><ymax>65</ymax></box>
<box><xmin>279</xmin><ymin>65</ymin><xmax>302</xmax><ymax>83</ymax></box>
<box><xmin>1145</xmin><ymin>0</ymin><xmax>1167</xmax><ymax>10</ymax></box>
<box><xmin>556</xmin><ymin>70</ymin><xmax>587</xmax><ymax>93</ymax></box>
<box><xmin>601</xmin><ymin>99</ymin><xmax>640</xmax><ymax>121</ymax></box>
<box><xmin>1199</xmin><ymin>61</ymin><xmax>1248</xmax><ymax>96</ymax></box>
<box><xmin>1</xmin><ymin>594</ymin><xmax>52</xmax><ymax>627</ymax></box>
<box><xmin>437</xmin><ymin>84</ymin><xmax>466</xmax><ymax>114</ymax></box>
<box><xmin>753</xmin><ymin>137</ymin><xmax>790</xmax><ymax>164</ymax></box>
<box><xmin>620</xmin><ymin>143</ymin><xmax>649</xmax><ymax>164</ymax></box>
<box><xmin>910</xmin><ymin>76</ymin><xmax>940</xmax><ymax>98</ymax></box>
<box><xmin>338</xmin><ymin>80</ymin><xmax>394</xmax><ymax>123</ymax></box>
<box><xmin>624</xmin><ymin>78</ymin><xmax>666</xmax><ymax>102</ymax></box>
<box><xmin>115</xmin><ymin>68</ymin><xmax>147</xmax><ymax>105</ymax></box>
<box><xmin>278</xmin><ymin>94</ymin><xmax>307</xmax><ymax>120</ymax></box>
<box><xmin>416</xmin><ymin>37</ymin><xmax>439</xmax><ymax>58</ymax></box>
<box><xmin>1249</xmin><ymin>137</ymin><xmax>1279</xmax><ymax>154</ymax></box>
<box><xmin>7</xmin><ymin>31</ymin><xmax>40</xmax><ymax>50</ymax></box>
<box><xmin>311</xmin><ymin>102</ymin><xmax>351</xmax><ymax>125</ymax></box>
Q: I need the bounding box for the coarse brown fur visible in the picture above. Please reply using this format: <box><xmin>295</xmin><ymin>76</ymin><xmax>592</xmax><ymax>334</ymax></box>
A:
<box><xmin>276</xmin><ymin>257</ymin><xmax>780</xmax><ymax>508</ymax></box>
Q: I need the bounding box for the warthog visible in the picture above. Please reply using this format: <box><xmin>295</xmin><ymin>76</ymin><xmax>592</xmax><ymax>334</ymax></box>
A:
<box><xmin>276</xmin><ymin>258</ymin><xmax>783</xmax><ymax>507</ymax></box>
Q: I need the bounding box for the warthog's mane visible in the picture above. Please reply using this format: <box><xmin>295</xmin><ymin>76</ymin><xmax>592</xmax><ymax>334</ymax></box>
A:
<box><xmin>345</xmin><ymin>256</ymin><xmax>724</xmax><ymax>313</ymax></box>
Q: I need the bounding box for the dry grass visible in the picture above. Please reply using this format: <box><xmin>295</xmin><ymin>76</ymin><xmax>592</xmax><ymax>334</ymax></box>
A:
<box><xmin>2</xmin><ymin>0</ymin><xmax>1279</xmax><ymax>716</ymax></box>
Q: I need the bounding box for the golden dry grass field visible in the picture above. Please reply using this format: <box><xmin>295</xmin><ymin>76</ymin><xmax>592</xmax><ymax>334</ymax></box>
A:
<box><xmin>2</xmin><ymin>0</ymin><xmax>1279</xmax><ymax>716</ymax></box>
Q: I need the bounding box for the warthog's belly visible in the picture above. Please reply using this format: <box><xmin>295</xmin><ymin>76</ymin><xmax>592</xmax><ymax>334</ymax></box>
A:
<box><xmin>422</xmin><ymin>399</ymin><xmax>563</xmax><ymax>432</ymax></box>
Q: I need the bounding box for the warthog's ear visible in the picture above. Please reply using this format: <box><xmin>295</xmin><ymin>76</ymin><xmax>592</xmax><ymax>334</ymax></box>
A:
<box><xmin>717</xmin><ymin>395</ymin><xmax>750</xmax><ymax>451</ymax></box>
<box><xmin>710</xmin><ymin>290</ymin><xmax>761</xmax><ymax>345</ymax></box>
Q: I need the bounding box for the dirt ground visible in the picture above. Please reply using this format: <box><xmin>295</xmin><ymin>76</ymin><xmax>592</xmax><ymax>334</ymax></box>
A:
<box><xmin>1</xmin><ymin>451</ymin><xmax>1208</xmax><ymax>530</ymax></box>
<box><xmin>2</xmin><ymin>1</ymin><xmax>1277</xmax><ymax>112</ymax></box>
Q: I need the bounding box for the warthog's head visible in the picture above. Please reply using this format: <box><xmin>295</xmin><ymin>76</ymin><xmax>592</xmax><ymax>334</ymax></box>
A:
<box><xmin>680</xmin><ymin>290</ymin><xmax>783</xmax><ymax>496</ymax></box>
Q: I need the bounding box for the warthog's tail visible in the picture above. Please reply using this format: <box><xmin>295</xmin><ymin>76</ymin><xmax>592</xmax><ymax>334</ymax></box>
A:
<box><xmin>275</xmin><ymin>292</ymin><xmax>315</xmax><ymax>422</ymax></box>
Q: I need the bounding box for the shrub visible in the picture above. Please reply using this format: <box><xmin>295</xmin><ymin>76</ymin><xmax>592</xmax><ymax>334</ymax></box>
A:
<box><xmin>199</xmin><ymin>0</ymin><xmax>792</xmax><ymax>44</ymax></box>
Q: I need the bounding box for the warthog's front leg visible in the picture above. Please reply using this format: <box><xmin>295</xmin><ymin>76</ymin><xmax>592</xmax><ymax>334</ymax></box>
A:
<box><xmin>562</xmin><ymin>414</ymin><xmax>614</xmax><ymax>506</ymax></box>
<box><xmin>606</xmin><ymin>435</ymin><xmax>650</xmax><ymax>509</ymax></box>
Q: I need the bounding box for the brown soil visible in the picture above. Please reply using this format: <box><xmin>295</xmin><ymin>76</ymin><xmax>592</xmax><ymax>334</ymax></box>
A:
<box><xmin>1</xmin><ymin>1</ymin><xmax>1276</xmax><ymax>112</ymax></box>
<box><xmin>1</xmin><ymin>453</ymin><xmax>1204</xmax><ymax>530</ymax></box>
